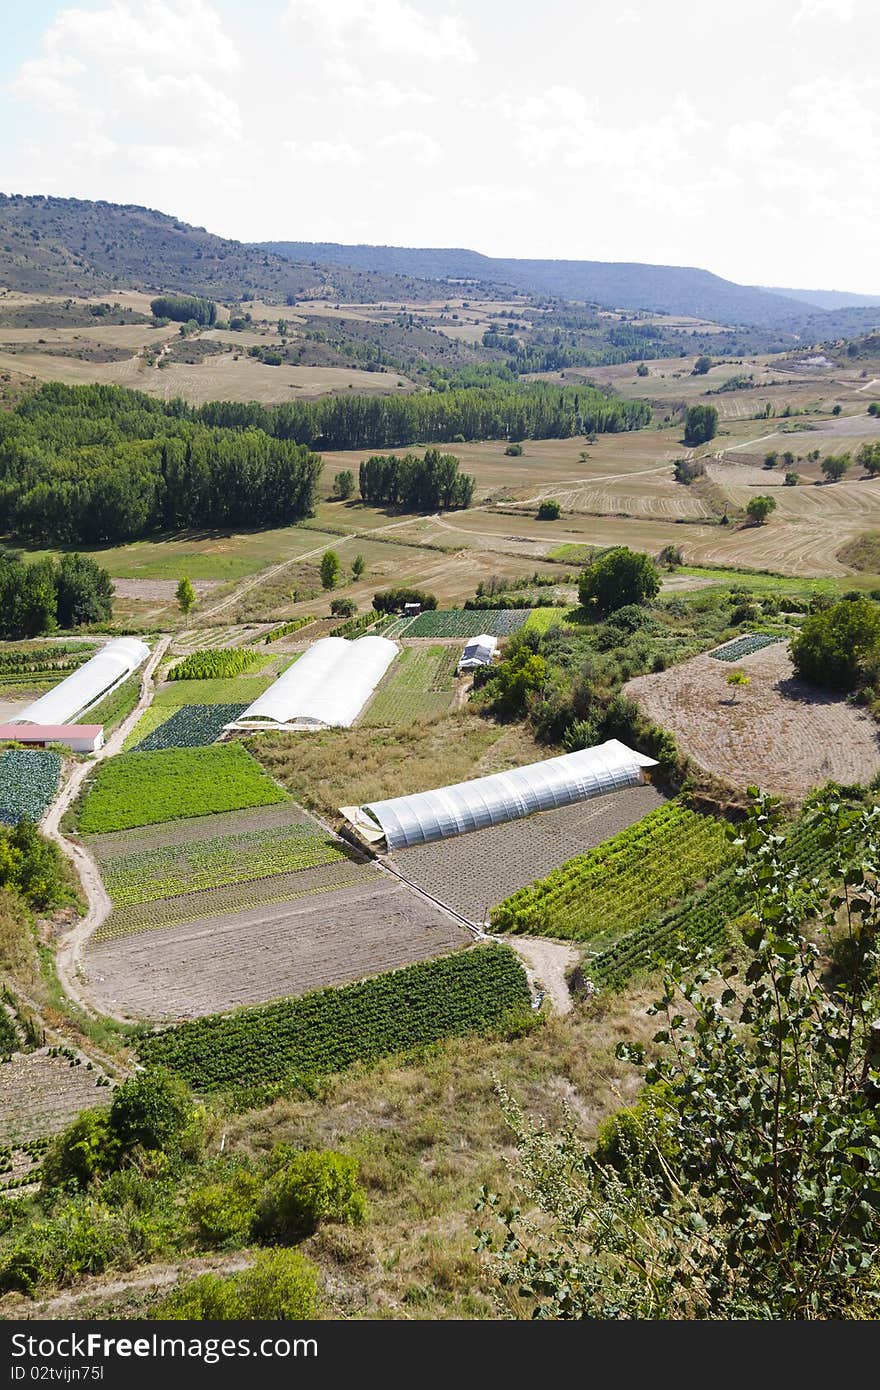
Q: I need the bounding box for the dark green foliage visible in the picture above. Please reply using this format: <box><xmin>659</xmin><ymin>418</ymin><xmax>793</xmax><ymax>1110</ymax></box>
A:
<box><xmin>333</xmin><ymin>468</ymin><xmax>355</xmax><ymax>498</ymax></box>
<box><xmin>505</xmin><ymin>442</ymin><xmax>524</xmax><ymax>456</ymax></box>
<box><xmin>358</xmin><ymin>449</ymin><xmax>475</xmax><ymax>510</ymax></box>
<box><xmin>138</xmin><ymin>945</ymin><xmax>531</xmax><ymax>1091</ymax></box>
<box><xmin>683</xmin><ymin>404</ymin><xmax>718</xmax><ymax>445</ymax></box>
<box><xmin>673</xmin><ymin>457</ymin><xmax>705</xmax><ymax>484</ymax></box>
<box><xmin>54</xmin><ymin>554</ymin><xmax>114</xmax><ymax>628</ymax></box>
<box><xmin>168</xmin><ymin>648</ymin><xmax>260</xmax><ymax>680</ymax></box>
<box><xmin>0</xmin><ymin>551</ymin><xmax>113</xmax><ymax>638</ymax></box>
<box><xmin>254</xmin><ymin>1148</ymin><xmax>366</xmax><ymax>1241</ymax></box>
<box><xmin>41</xmin><ymin>1111</ymin><xmax>118</xmax><ymax>1191</ymax></box>
<box><xmin>821</xmin><ymin>453</ymin><xmax>851</xmax><ymax>482</ymax></box>
<box><xmin>0</xmin><ymin>384</ymin><xmax>322</xmax><ymax>545</ymax></box>
<box><xmin>0</xmin><ymin>819</ymin><xmax>69</xmax><ymax>909</ymax></box>
<box><xmin>746</xmin><ymin>494</ymin><xmax>776</xmax><ymax>524</ymax></box>
<box><xmin>152</xmin><ymin>1248</ymin><xmax>319</xmax><ymax>1321</ymax></box>
<box><xmin>791</xmin><ymin>596</ymin><xmax>880</xmax><ymax>691</ymax></box>
<box><xmin>329</xmin><ymin>597</ymin><xmax>357</xmax><ymax>618</ymax></box>
<box><xmin>150</xmin><ymin>295</ymin><xmax>216</xmax><ymax>326</ymax></box>
<box><xmin>373</xmin><ymin>587</ymin><xmax>437</xmax><ymax>614</ymax></box>
<box><xmin>0</xmin><ymin>754</ymin><xmax>62</xmax><ymax>829</ymax></box>
<box><xmin>691</xmin><ymin>354</ymin><xmax>712</xmax><ymax>375</ymax></box>
<box><xmin>537</xmin><ymin>499</ymin><xmax>561</xmax><ymax>520</ymax></box>
<box><xmin>133</xmin><ymin>704</ymin><xmax>247</xmax><ymax>752</ymax></box>
<box><xmin>108</xmin><ymin>1068</ymin><xmax>195</xmax><ymax>1154</ymax></box>
<box><xmin>320</xmin><ymin>550</ymin><xmax>340</xmax><ymax>589</ymax></box>
<box><xmin>578</xmin><ymin>547</ymin><xmax>660</xmax><ymax>615</ymax></box>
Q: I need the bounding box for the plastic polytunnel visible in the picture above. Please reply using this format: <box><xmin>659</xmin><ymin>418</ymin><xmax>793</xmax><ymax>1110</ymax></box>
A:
<box><xmin>10</xmin><ymin>637</ymin><xmax>150</xmax><ymax>727</ymax></box>
<box><xmin>227</xmin><ymin>635</ymin><xmax>398</xmax><ymax>731</ymax></box>
<box><xmin>341</xmin><ymin>739</ymin><xmax>657</xmax><ymax>851</ymax></box>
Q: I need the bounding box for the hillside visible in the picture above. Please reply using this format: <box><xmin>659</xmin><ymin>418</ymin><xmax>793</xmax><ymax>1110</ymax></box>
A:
<box><xmin>763</xmin><ymin>286</ymin><xmax>880</xmax><ymax>311</ymax></box>
<box><xmin>261</xmin><ymin>240</ymin><xmax>880</xmax><ymax>338</ymax></box>
<box><xmin>0</xmin><ymin>195</ymin><xmax>465</xmax><ymax>304</ymax></box>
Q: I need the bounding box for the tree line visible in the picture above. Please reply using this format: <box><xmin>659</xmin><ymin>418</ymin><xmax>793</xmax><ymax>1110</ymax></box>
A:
<box><xmin>0</xmin><ymin>550</ymin><xmax>113</xmax><ymax>638</ymax></box>
<box><xmin>150</xmin><ymin>295</ymin><xmax>216</xmax><ymax>326</ymax></box>
<box><xmin>358</xmin><ymin>449</ymin><xmax>475</xmax><ymax>510</ymax></box>
<box><xmin>0</xmin><ymin>384</ymin><xmax>322</xmax><ymax>545</ymax></box>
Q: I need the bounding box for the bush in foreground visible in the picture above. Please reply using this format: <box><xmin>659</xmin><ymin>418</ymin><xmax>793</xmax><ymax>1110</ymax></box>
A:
<box><xmin>152</xmin><ymin>1248</ymin><xmax>319</xmax><ymax>1321</ymax></box>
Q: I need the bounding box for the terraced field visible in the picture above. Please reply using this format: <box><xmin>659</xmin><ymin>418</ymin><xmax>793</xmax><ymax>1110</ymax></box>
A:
<box><xmin>392</xmin><ymin>782</ymin><xmax>666</xmax><ymax>923</ymax></box>
<box><xmin>0</xmin><ymin>1050</ymin><xmax>112</xmax><ymax>1144</ymax></box>
<box><xmin>361</xmin><ymin>646</ymin><xmax>460</xmax><ymax>725</ymax></box>
<box><xmin>83</xmin><ymin>879</ymin><xmax>470</xmax><ymax>1021</ymax></box>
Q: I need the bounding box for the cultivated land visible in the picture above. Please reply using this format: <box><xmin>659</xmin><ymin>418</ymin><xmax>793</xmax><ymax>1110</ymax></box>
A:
<box><xmin>624</xmin><ymin>642</ymin><xmax>880</xmax><ymax>800</ymax></box>
<box><xmin>83</xmin><ymin>879</ymin><xmax>471</xmax><ymax>1022</ymax></box>
<box><xmin>392</xmin><ymin>783</ymin><xmax>667</xmax><ymax>924</ymax></box>
<box><xmin>0</xmin><ymin>1050</ymin><xmax>112</xmax><ymax>1144</ymax></box>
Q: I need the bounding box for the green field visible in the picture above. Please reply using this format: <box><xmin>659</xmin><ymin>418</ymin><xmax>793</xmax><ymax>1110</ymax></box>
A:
<box><xmin>132</xmin><ymin>704</ymin><xmax>247</xmax><ymax>751</ymax></box>
<box><xmin>361</xmin><ymin>646</ymin><xmax>460</xmax><ymax>726</ymax></box>
<box><xmin>122</xmin><ymin>672</ymin><xmax>278</xmax><ymax>750</ymax></box>
<box><xmin>491</xmin><ymin>802</ymin><xmax>732</xmax><ymax>948</ymax></box>
<box><xmin>0</xmin><ymin>749</ymin><xmax>61</xmax><ymax>825</ymax></box>
<box><xmin>384</xmin><ymin>609</ymin><xmax>531</xmax><ymax>639</ymax></box>
<box><xmin>138</xmin><ymin>943</ymin><xmax>530</xmax><ymax>1091</ymax></box>
<box><xmin>77</xmin><ymin>744</ymin><xmax>287</xmax><ymax>833</ymax></box>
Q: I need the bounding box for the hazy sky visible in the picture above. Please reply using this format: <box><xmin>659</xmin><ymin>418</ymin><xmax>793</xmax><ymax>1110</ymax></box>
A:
<box><xmin>1</xmin><ymin>0</ymin><xmax>878</xmax><ymax>291</ymax></box>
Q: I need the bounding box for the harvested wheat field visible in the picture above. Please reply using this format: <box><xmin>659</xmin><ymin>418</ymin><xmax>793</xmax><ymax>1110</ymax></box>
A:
<box><xmin>624</xmin><ymin>643</ymin><xmax>880</xmax><ymax>801</ymax></box>
<box><xmin>82</xmin><ymin>878</ymin><xmax>470</xmax><ymax>1022</ymax></box>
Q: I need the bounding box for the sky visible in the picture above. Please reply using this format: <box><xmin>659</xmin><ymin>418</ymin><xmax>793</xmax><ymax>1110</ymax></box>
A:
<box><xmin>0</xmin><ymin>0</ymin><xmax>878</xmax><ymax>292</ymax></box>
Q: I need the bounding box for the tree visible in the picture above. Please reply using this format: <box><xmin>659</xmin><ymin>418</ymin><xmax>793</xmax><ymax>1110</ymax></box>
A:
<box><xmin>821</xmin><ymin>453</ymin><xmax>851</xmax><ymax>482</ymax></box>
<box><xmin>373</xmin><ymin>587</ymin><xmax>437</xmax><ymax>613</ymax></box>
<box><xmin>55</xmin><ymin>553</ymin><xmax>114</xmax><ymax>628</ymax></box>
<box><xmin>537</xmin><ymin>499</ymin><xmax>561</xmax><ymax>520</ymax></box>
<box><xmin>857</xmin><ymin>442</ymin><xmax>880</xmax><ymax>478</ymax></box>
<box><xmin>579</xmin><ymin>548</ymin><xmax>660</xmax><ymax>616</ymax></box>
<box><xmin>683</xmin><ymin>404</ymin><xmax>718</xmax><ymax>446</ymax></box>
<box><xmin>109</xmin><ymin>1068</ymin><xmax>194</xmax><ymax>1155</ymax></box>
<box><xmin>254</xmin><ymin>1149</ymin><xmax>367</xmax><ymax>1242</ymax></box>
<box><xmin>333</xmin><ymin>469</ymin><xmax>355</xmax><ymax>499</ymax></box>
<box><xmin>726</xmin><ymin>668</ymin><xmax>750</xmax><ymax>702</ymax></box>
<box><xmin>330</xmin><ymin>597</ymin><xmax>357</xmax><ymax>618</ymax></box>
<box><xmin>746</xmin><ymin>494</ymin><xmax>777</xmax><ymax>525</ymax></box>
<box><xmin>657</xmin><ymin>544</ymin><xmax>683</xmax><ymax>569</ymax></box>
<box><xmin>477</xmin><ymin>792</ymin><xmax>880</xmax><ymax>1319</ymax></box>
<box><xmin>763</xmin><ymin>450</ymin><xmax>778</xmax><ymax>469</ymax></box>
<box><xmin>673</xmin><ymin>457</ymin><xmax>705</xmax><ymax>485</ymax></box>
<box><xmin>176</xmin><ymin>576</ymin><xmax>196</xmax><ymax>618</ymax></box>
<box><xmin>784</xmin><ymin>472</ymin><xmax>799</xmax><ymax>486</ymax></box>
<box><xmin>636</xmin><ymin>362</ymin><xmax>649</xmax><ymax>377</ymax></box>
<box><xmin>320</xmin><ymin>550</ymin><xmax>340</xmax><ymax>590</ymax></box>
<box><xmin>791</xmin><ymin>595</ymin><xmax>880</xmax><ymax>691</ymax></box>
<box><xmin>505</xmin><ymin>443</ymin><xmax>524</xmax><ymax>456</ymax></box>
<box><xmin>832</xmin><ymin>403</ymin><xmax>843</xmax><ymax>416</ymax></box>
<box><xmin>867</xmin><ymin>401</ymin><xmax>880</xmax><ymax>418</ymax></box>
<box><xmin>351</xmin><ymin>553</ymin><xmax>365</xmax><ymax>579</ymax></box>
<box><xmin>691</xmin><ymin>354</ymin><xmax>713</xmax><ymax>375</ymax></box>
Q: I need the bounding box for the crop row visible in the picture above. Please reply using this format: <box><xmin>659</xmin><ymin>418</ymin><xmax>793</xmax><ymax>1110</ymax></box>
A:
<box><xmin>167</xmin><ymin>648</ymin><xmax>264</xmax><ymax>681</ymax></box>
<box><xmin>133</xmin><ymin>703</ymin><xmax>246</xmax><ymax>752</ymax></box>
<box><xmin>710</xmin><ymin>633</ymin><xmax>782</xmax><ymax>662</ymax></box>
<box><xmin>330</xmin><ymin>610</ymin><xmax>380</xmax><ymax>639</ymax></box>
<box><xmin>491</xmin><ymin>803</ymin><xmax>731</xmax><ymax>944</ymax></box>
<box><xmin>389</xmin><ymin>609</ymin><xmax>531</xmax><ymax>639</ymax></box>
<box><xmin>361</xmin><ymin>646</ymin><xmax>459</xmax><ymax>726</ymax></box>
<box><xmin>0</xmin><ymin>644</ymin><xmax>92</xmax><ymax>676</ymax></box>
<box><xmin>587</xmin><ymin>809</ymin><xmax>838</xmax><ymax>992</ymax></box>
<box><xmin>77</xmin><ymin>744</ymin><xmax>288</xmax><ymax>833</ymax></box>
<box><xmin>0</xmin><ymin>750</ymin><xmax>62</xmax><ymax>826</ymax></box>
<box><xmin>138</xmin><ymin>944</ymin><xmax>531</xmax><ymax>1090</ymax></box>
<box><xmin>264</xmin><ymin>617</ymin><xmax>316</xmax><ymax>644</ymax></box>
<box><xmin>103</xmin><ymin>824</ymin><xmax>347</xmax><ymax>906</ymax></box>
<box><xmin>94</xmin><ymin>859</ymin><xmax>379</xmax><ymax>940</ymax></box>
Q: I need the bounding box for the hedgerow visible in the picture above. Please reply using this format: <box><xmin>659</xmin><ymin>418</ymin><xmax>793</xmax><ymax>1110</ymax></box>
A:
<box><xmin>139</xmin><ymin>945</ymin><xmax>531</xmax><ymax>1090</ymax></box>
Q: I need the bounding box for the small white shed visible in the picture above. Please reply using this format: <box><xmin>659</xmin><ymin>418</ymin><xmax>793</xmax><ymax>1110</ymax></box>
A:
<box><xmin>457</xmin><ymin>634</ymin><xmax>498</xmax><ymax>673</ymax></box>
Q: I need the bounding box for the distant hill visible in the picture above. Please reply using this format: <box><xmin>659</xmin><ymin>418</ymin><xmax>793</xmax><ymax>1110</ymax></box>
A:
<box><xmin>0</xmin><ymin>195</ymin><xmax>458</xmax><ymax>304</ymax></box>
<box><xmin>260</xmin><ymin>240</ymin><xmax>880</xmax><ymax>338</ymax></box>
<box><xmin>761</xmin><ymin>286</ymin><xmax>880</xmax><ymax>311</ymax></box>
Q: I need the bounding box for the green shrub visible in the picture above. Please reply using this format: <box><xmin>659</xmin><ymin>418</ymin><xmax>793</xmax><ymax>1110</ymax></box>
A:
<box><xmin>109</xmin><ymin>1068</ymin><xmax>194</xmax><ymax>1155</ymax></box>
<box><xmin>187</xmin><ymin>1171</ymin><xmax>261</xmax><ymax>1246</ymax></box>
<box><xmin>255</xmin><ymin>1149</ymin><xmax>366</xmax><ymax>1242</ymax></box>
<box><xmin>537</xmin><ymin>499</ymin><xmax>561</xmax><ymax>520</ymax></box>
<box><xmin>152</xmin><ymin>1248</ymin><xmax>319</xmax><ymax>1321</ymax></box>
<box><xmin>42</xmin><ymin>1111</ymin><xmax>118</xmax><ymax>1191</ymax></box>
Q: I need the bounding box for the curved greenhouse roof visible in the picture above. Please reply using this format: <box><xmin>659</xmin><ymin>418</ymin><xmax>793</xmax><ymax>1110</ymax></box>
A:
<box><xmin>228</xmin><ymin>635</ymin><xmax>398</xmax><ymax>731</ymax></box>
<box><xmin>342</xmin><ymin>739</ymin><xmax>657</xmax><ymax>851</ymax></box>
<box><xmin>11</xmin><ymin>637</ymin><xmax>149</xmax><ymax>728</ymax></box>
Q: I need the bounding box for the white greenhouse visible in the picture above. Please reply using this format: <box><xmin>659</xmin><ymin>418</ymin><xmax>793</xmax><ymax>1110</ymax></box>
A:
<box><xmin>10</xmin><ymin>637</ymin><xmax>150</xmax><ymax>727</ymax></box>
<box><xmin>227</xmin><ymin>635</ymin><xmax>398</xmax><ymax>731</ymax></box>
<box><xmin>341</xmin><ymin>739</ymin><xmax>657</xmax><ymax>851</ymax></box>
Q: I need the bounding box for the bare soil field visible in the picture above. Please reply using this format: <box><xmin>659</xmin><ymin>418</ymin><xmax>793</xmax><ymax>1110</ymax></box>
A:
<box><xmin>624</xmin><ymin>643</ymin><xmax>880</xmax><ymax>800</ymax></box>
<box><xmin>391</xmin><ymin>783</ymin><xmax>667</xmax><ymax>923</ymax></box>
<box><xmin>83</xmin><ymin>878</ymin><xmax>470</xmax><ymax>1021</ymax></box>
<box><xmin>0</xmin><ymin>1050</ymin><xmax>111</xmax><ymax>1143</ymax></box>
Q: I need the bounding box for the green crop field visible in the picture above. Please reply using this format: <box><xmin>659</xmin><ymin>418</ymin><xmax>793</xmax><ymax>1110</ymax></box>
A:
<box><xmin>0</xmin><ymin>749</ymin><xmax>62</xmax><ymax>825</ymax></box>
<box><xmin>77</xmin><ymin>744</ymin><xmax>287</xmax><ymax>833</ymax></box>
<box><xmin>102</xmin><ymin>823</ymin><xmax>347</xmax><ymax>906</ymax></box>
<box><xmin>361</xmin><ymin>646</ymin><xmax>460</xmax><ymax>725</ymax></box>
<box><xmin>122</xmin><ymin>672</ymin><xmax>279</xmax><ymax>750</ymax></box>
<box><xmin>491</xmin><ymin>802</ymin><xmax>732</xmax><ymax>948</ymax></box>
<box><xmin>138</xmin><ymin>943</ymin><xmax>530</xmax><ymax>1091</ymax></box>
<box><xmin>166</xmin><ymin>648</ymin><xmax>268</xmax><ymax>680</ymax></box>
<box><xmin>385</xmin><ymin>609</ymin><xmax>532</xmax><ymax>639</ymax></box>
<box><xmin>133</xmin><ymin>704</ymin><xmax>247</xmax><ymax>751</ymax></box>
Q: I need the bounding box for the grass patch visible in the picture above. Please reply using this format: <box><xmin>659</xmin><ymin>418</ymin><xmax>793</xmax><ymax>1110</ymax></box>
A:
<box><xmin>77</xmin><ymin>744</ymin><xmax>288</xmax><ymax>833</ymax></box>
<box><xmin>84</xmin><ymin>673</ymin><xmax>141</xmax><ymax>733</ymax></box>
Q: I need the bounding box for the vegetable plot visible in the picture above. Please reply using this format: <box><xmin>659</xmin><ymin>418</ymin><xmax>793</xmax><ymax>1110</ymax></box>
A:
<box><xmin>77</xmin><ymin>744</ymin><xmax>287</xmax><ymax>833</ymax></box>
<box><xmin>361</xmin><ymin>646</ymin><xmax>459</xmax><ymax>726</ymax></box>
<box><xmin>710</xmin><ymin>633</ymin><xmax>782</xmax><ymax>662</ymax></box>
<box><xmin>490</xmin><ymin>802</ymin><xmax>731</xmax><ymax>945</ymax></box>
<box><xmin>138</xmin><ymin>943</ymin><xmax>531</xmax><ymax>1091</ymax></box>
<box><xmin>385</xmin><ymin>610</ymin><xmax>531</xmax><ymax>639</ymax></box>
<box><xmin>167</xmin><ymin>649</ymin><xmax>264</xmax><ymax>680</ymax></box>
<box><xmin>0</xmin><ymin>749</ymin><xmax>62</xmax><ymax>825</ymax></box>
<box><xmin>133</xmin><ymin>703</ymin><xmax>247</xmax><ymax>751</ymax></box>
<box><xmin>103</xmin><ymin>824</ymin><xmax>348</xmax><ymax>906</ymax></box>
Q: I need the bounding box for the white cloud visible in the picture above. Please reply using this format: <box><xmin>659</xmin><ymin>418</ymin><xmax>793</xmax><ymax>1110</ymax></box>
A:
<box><xmin>284</xmin><ymin>0</ymin><xmax>476</xmax><ymax>63</ymax></box>
<box><xmin>284</xmin><ymin>137</ymin><xmax>365</xmax><ymax>167</ymax></box>
<box><xmin>793</xmin><ymin>0</ymin><xmax>855</xmax><ymax>24</ymax></box>
<box><xmin>616</xmin><ymin>7</ymin><xmax>641</xmax><ymax>24</ymax></box>
<box><xmin>377</xmin><ymin>130</ymin><xmax>442</xmax><ymax>162</ymax></box>
<box><xmin>451</xmin><ymin>183</ymin><xmax>533</xmax><ymax>206</ymax></box>
<box><xmin>341</xmin><ymin>78</ymin><xmax>437</xmax><ymax>109</ymax></box>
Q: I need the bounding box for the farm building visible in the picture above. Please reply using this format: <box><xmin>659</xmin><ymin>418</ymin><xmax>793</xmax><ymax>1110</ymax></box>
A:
<box><xmin>457</xmin><ymin>634</ymin><xmax>498</xmax><ymax>673</ymax></box>
<box><xmin>341</xmin><ymin>739</ymin><xmax>657</xmax><ymax>850</ymax></box>
<box><xmin>9</xmin><ymin>638</ymin><xmax>149</xmax><ymax>727</ymax></box>
<box><xmin>227</xmin><ymin>635</ymin><xmax>398</xmax><ymax>731</ymax></box>
<box><xmin>0</xmin><ymin>723</ymin><xmax>103</xmax><ymax>753</ymax></box>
